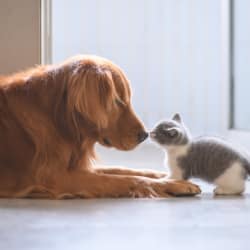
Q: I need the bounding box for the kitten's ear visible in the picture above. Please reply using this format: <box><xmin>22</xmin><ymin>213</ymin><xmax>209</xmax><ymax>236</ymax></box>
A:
<box><xmin>172</xmin><ymin>113</ymin><xmax>182</xmax><ymax>123</ymax></box>
<box><xmin>166</xmin><ymin>128</ymin><xmax>179</xmax><ymax>137</ymax></box>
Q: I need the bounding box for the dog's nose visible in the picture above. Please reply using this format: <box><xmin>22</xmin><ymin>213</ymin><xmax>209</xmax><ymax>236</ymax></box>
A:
<box><xmin>137</xmin><ymin>131</ymin><xmax>148</xmax><ymax>143</ymax></box>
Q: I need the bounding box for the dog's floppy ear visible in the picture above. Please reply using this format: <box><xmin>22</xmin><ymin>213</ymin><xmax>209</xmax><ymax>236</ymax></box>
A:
<box><xmin>68</xmin><ymin>66</ymin><xmax>118</xmax><ymax>129</ymax></box>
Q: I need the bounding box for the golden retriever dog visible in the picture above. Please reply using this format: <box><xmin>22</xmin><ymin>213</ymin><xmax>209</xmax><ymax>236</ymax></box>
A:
<box><xmin>0</xmin><ymin>55</ymin><xmax>200</xmax><ymax>198</ymax></box>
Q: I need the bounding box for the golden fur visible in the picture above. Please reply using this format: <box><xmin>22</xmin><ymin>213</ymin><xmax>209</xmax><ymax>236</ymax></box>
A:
<box><xmin>0</xmin><ymin>55</ymin><xmax>200</xmax><ymax>198</ymax></box>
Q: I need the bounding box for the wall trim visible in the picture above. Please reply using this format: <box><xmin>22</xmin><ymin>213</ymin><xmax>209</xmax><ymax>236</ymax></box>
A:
<box><xmin>41</xmin><ymin>0</ymin><xmax>52</xmax><ymax>64</ymax></box>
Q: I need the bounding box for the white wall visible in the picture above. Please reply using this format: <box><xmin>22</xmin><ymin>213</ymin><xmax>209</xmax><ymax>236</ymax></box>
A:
<box><xmin>52</xmin><ymin>0</ymin><xmax>223</xmax><ymax>136</ymax></box>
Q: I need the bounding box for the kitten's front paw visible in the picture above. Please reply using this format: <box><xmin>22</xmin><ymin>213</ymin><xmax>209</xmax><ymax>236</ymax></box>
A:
<box><xmin>164</xmin><ymin>179</ymin><xmax>201</xmax><ymax>196</ymax></box>
<box><xmin>214</xmin><ymin>187</ymin><xmax>223</xmax><ymax>195</ymax></box>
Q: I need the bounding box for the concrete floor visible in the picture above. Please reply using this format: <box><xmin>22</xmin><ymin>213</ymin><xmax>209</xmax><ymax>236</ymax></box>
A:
<box><xmin>0</xmin><ymin>144</ymin><xmax>250</xmax><ymax>250</ymax></box>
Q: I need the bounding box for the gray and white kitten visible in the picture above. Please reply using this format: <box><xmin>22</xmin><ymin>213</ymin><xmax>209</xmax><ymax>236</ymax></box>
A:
<box><xmin>150</xmin><ymin>113</ymin><xmax>250</xmax><ymax>195</ymax></box>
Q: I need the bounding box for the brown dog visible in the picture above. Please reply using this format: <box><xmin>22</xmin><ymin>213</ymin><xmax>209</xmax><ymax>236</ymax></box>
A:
<box><xmin>0</xmin><ymin>55</ymin><xmax>200</xmax><ymax>198</ymax></box>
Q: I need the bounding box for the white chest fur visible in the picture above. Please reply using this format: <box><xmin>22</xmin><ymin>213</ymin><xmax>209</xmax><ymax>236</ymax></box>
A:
<box><xmin>164</xmin><ymin>145</ymin><xmax>189</xmax><ymax>179</ymax></box>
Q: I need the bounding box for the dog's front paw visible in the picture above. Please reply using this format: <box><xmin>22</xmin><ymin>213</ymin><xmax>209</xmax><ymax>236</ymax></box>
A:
<box><xmin>164</xmin><ymin>179</ymin><xmax>201</xmax><ymax>196</ymax></box>
<box><xmin>145</xmin><ymin>170</ymin><xmax>167</xmax><ymax>179</ymax></box>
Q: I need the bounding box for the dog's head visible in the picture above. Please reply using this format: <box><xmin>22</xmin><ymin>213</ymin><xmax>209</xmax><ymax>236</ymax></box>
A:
<box><xmin>64</xmin><ymin>55</ymin><xmax>148</xmax><ymax>150</ymax></box>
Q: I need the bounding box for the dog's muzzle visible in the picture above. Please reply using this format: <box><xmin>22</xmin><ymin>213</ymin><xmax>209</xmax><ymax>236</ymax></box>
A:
<box><xmin>137</xmin><ymin>131</ymin><xmax>148</xmax><ymax>143</ymax></box>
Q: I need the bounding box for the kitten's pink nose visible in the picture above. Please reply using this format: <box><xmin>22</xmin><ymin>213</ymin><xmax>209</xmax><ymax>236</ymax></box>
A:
<box><xmin>149</xmin><ymin>131</ymin><xmax>156</xmax><ymax>138</ymax></box>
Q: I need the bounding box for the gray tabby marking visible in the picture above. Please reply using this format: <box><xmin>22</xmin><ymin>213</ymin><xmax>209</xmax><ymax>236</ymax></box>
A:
<box><xmin>150</xmin><ymin>113</ymin><xmax>250</xmax><ymax>195</ymax></box>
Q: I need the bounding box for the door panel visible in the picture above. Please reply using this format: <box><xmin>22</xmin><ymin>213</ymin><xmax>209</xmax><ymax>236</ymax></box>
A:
<box><xmin>0</xmin><ymin>0</ymin><xmax>41</xmax><ymax>75</ymax></box>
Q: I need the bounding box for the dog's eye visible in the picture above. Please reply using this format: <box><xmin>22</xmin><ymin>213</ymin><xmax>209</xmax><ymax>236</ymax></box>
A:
<box><xmin>115</xmin><ymin>98</ymin><xmax>125</xmax><ymax>107</ymax></box>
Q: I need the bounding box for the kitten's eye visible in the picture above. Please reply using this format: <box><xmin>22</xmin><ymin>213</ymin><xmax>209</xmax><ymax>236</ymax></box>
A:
<box><xmin>115</xmin><ymin>98</ymin><xmax>125</xmax><ymax>107</ymax></box>
<box><xmin>164</xmin><ymin>128</ymin><xmax>178</xmax><ymax>137</ymax></box>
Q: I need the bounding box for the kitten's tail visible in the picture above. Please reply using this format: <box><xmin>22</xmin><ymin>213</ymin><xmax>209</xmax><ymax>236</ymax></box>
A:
<box><xmin>244</xmin><ymin>162</ymin><xmax>250</xmax><ymax>175</ymax></box>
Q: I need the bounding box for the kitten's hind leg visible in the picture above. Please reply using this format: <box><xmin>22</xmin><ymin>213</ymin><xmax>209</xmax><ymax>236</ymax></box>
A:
<box><xmin>213</xmin><ymin>162</ymin><xmax>246</xmax><ymax>195</ymax></box>
<box><xmin>214</xmin><ymin>185</ymin><xmax>244</xmax><ymax>195</ymax></box>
